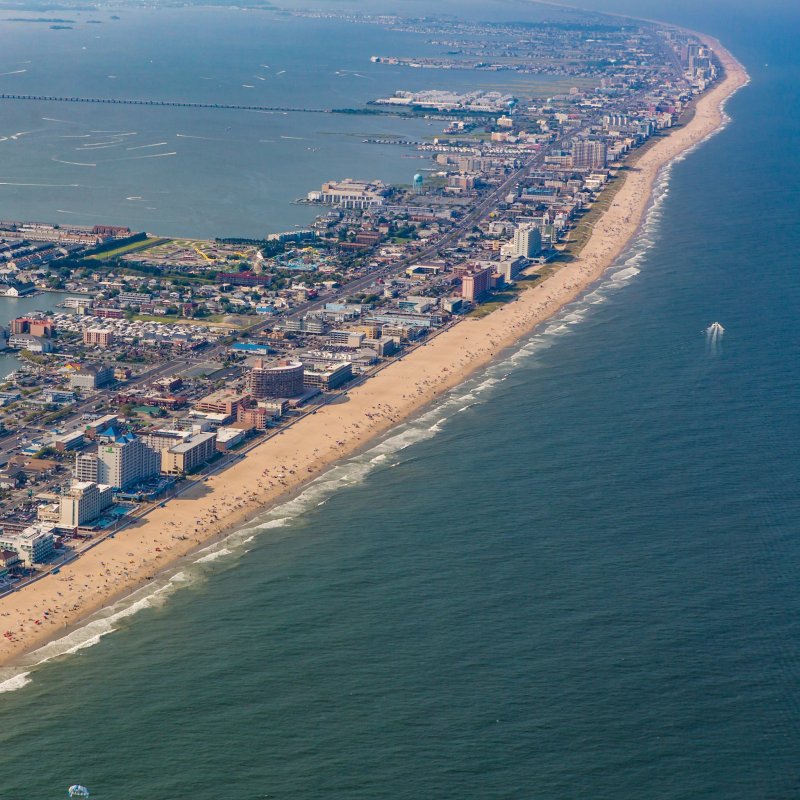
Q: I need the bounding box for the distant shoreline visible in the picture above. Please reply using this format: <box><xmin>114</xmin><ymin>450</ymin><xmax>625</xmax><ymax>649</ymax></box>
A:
<box><xmin>0</xmin><ymin>33</ymin><xmax>749</xmax><ymax>676</ymax></box>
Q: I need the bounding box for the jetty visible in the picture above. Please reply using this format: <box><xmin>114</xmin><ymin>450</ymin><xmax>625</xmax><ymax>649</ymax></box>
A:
<box><xmin>0</xmin><ymin>93</ymin><xmax>331</xmax><ymax>114</ymax></box>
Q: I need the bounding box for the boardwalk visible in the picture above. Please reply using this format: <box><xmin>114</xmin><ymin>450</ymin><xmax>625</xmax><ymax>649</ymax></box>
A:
<box><xmin>0</xmin><ymin>93</ymin><xmax>331</xmax><ymax>114</ymax></box>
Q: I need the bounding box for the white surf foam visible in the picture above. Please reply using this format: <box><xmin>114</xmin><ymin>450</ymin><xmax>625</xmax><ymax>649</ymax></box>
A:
<box><xmin>0</xmin><ymin>671</ymin><xmax>31</xmax><ymax>694</ymax></box>
<box><xmin>195</xmin><ymin>548</ymin><xmax>232</xmax><ymax>564</ymax></box>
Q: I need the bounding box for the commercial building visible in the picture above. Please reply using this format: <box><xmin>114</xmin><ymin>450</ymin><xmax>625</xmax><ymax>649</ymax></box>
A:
<box><xmin>283</xmin><ymin>316</ymin><xmax>327</xmax><ymax>335</ymax></box>
<box><xmin>247</xmin><ymin>359</ymin><xmax>305</xmax><ymax>399</ymax></box>
<box><xmin>0</xmin><ymin>525</ymin><xmax>56</xmax><ymax>566</ymax></box>
<box><xmin>84</xmin><ymin>414</ymin><xmax>123</xmax><ymax>441</ymax></box>
<box><xmin>194</xmin><ymin>389</ymin><xmax>250</xmax><ymax>419</ymax></box>
<box><xmin>68</xmin><ymin>363</ymin><xmax>114</xmax><ymax>390</ymax></box>
<box><xmin>328</xmin><ymin>330</ymin><xmax>366</xmax><ymax>349</ymax></box>
<box><xmin>230</xmin><ymin>342</ymin><xmax>273</xmax><ymax>357</ymax></box>
<box><xmin>215</xmin><ymin>427</ymin><xmax>246</xmax><ymax>452</ymax></box>
<box><xmin>0</xmin><ymin>548</ymin><xmax>22</xmax><ymax>578</ymax></box>
<box><xmin>59</xmin><ymin>480</ymin><xmax>114</xmax><ymax>528</ymax></box>
<box><xmin>367</xmin><ymin>312</ymin><xmax>444</xmax><ymax>329</ymax></box>
<box><xmin>160</xmin><ymin>431</ymin><xmax>217</xmax><ymax>475</ymax></box>
<box><xmin>8</xmin><ymin>334</ymin><xmax>52</xmax><ymax>353</ymax></box>
<box><xmin>75</xmin><ymin>435</ymin><xmax>160</xmax><ymax>490</ymax></box>
<box><xmin>218</xmin><ymin>272</ymin><xmax>272</xmax><ymax>287</ymax></box>
<box><xmin>237</xmin><ymin>405</ymin><xmax>273</xmax><ymax>430</ymax></box>
<box><xmin>142</xmin><ymin>430</ymin><xmax>191</xmax><ymax>454</ymax></box>
<box><xmin>303</xmin><ymin>362</ymin><xmax>353</xmax><ymax>391</ymax></box>
<box><xmin>54</xmin><ymin>430</ymin><xmax>85</xmax><ymax>453</ymax></box>
<box><xmin>308</xmin><ymin>179</ymin><xmax>389</xmax><ymax>209</ymax></box>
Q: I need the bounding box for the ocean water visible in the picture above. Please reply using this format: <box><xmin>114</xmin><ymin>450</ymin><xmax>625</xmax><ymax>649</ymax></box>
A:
<box><xmin>1</xmin><ymin>2</ymin><xmax>799</xmax><ymax>799</ymax></box>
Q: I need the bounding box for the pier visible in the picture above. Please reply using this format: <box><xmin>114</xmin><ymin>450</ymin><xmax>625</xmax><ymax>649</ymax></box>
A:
<box><xmin>0</xmin><ymin>93</ymin><xmax>332</xmax><ymax>114</ymax></box>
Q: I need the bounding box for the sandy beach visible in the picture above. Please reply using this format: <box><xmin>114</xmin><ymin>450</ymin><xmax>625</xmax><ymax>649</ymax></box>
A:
<box><xmin>0</xmin><ymin>38</ymin><xmax>748</xmax><ymax>670</ymax></box>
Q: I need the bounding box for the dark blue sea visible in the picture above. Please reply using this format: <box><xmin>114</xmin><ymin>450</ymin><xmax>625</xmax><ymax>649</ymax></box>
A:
<box><xmin>0</xmin><ymin>1</ymin><xmax>799</xmax><ymax>798</ymax></box>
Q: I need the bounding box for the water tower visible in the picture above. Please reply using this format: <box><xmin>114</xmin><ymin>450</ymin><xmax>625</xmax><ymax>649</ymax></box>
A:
<box><xmin>413</xmin><ymin>173</ymin><xmax>424</xmax><ymax>194</ymax></box>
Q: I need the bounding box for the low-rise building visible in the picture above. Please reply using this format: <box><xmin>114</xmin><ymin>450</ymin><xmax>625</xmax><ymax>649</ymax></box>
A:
<box><xmin>54</xmin><ymin>430</ymin><xmax>85</xmax><ymax>453</ymax></box>
<box><xmin>308</xmin><ymin>179</ymin><xmax>389</xmax><ymax>209</ymax></box>
<box><xmin>303</xmin><ymin>362</ymin><xmax>353</xmax><ymax>391</ymax></box>
<box><xmin>0</xmin><ymin>548</ymin><xmax>22</xmax><ymax>578</ymax></box>
<box><xmin>69</xmin><ymin>363</ymin><xmax>114</xmax><ymax>390</ymax></box>
<box><xmin>0</xmin><ymin>525</ymin><xmax>56</xmax><ymax>566</ymax></box>
<box><xmin>84</xmin><ymin>414</ymin><xmax>123</xmax><ymax>441</ymax></box>
<box><xmin>0</xmin><ymin>466</ymin><xmax>25</xmax><ymax>489</ymax></box>
<box><xmin>194</xmin><ymin>389</ymin><xmax>250</xmax><ymax>419</ymax></box>
<box><xmin>8</xmin><ymin>334</ymin><xmax>52</xmax><ymax>353</ymax></box>
<box><xmin>215</xmin><ymin>427</ymin><xmax>246</xmax><ymax>451</ymax></box>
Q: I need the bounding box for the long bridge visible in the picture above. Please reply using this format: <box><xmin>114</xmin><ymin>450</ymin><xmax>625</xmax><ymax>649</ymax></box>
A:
<box><xmin>0</xmin><ymin>93</ymin><xmax>332</xmax><ymax>114</ymax></box>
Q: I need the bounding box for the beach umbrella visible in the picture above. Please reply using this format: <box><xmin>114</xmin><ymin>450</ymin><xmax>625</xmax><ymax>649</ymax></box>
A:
<box><xmin>68</xmin><ymin>786</ymin><xmax>90</xmax><ymax>798</ymax></box>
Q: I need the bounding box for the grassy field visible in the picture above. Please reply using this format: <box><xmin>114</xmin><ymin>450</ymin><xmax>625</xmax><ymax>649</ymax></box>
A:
<box><xmin>86</xmin><ymin>237</ymin><xmax>170</xmax><ymax>261</ymax></box>
<box><xmin>467</xmin><ymin>279</ymin><xmax>542</xmax><ymax>319</ymax></box>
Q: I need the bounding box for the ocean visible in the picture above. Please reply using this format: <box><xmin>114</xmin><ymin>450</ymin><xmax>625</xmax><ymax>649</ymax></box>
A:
<box><xmin>1</xmin><ymin>2</ymin><xmax>799</xmax><ymax>798</ymax></box>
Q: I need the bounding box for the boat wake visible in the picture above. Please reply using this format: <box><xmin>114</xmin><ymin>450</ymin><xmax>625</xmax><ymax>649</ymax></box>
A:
<box><xmin>706</xmin><ymin>321</ymin><xmax>725</xmax><ymax>354</ymax></box>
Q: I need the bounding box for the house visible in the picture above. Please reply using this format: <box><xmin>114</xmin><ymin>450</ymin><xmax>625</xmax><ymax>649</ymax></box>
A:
<box><xmin>0</xmin><ymin>465</ymin><xmax>25</xmax><ymax>489</ymax></box>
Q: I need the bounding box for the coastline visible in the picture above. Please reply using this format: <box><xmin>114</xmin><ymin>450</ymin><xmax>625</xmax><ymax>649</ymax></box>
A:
<box><xmin>0</xmin><ymin>38</ymin><xmax>749</xmax><ymax>673</ymax></box>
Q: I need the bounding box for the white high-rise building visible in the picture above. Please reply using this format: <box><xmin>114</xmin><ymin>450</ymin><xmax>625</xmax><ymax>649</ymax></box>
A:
<box><xmin>512</xmin><ymin>225</ymin><xmax>542</xmax><ymax>259</ymax></box>
<box><xmin>75</xmin><ymin>435</ymin><xmax>160</xmax><ymax>490</ymax></box>
<box><xmin>59</xmin><ymin>481</ymin><xmax>114</xmax><ymax>528</ymax></box>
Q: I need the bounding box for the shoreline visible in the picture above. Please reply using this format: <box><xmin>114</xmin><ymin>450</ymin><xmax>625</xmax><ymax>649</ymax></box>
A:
<box><xmin>0</xmin><ymin>37</ymin><xmax>749</xmax><ymax>673</ymax></box>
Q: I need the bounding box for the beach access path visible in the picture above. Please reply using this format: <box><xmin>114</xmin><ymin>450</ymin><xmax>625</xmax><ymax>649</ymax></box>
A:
<box><xmin>0</xmin><ymin>36</ymin><xmax>749</xmax><ymax>669</ymax></box>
